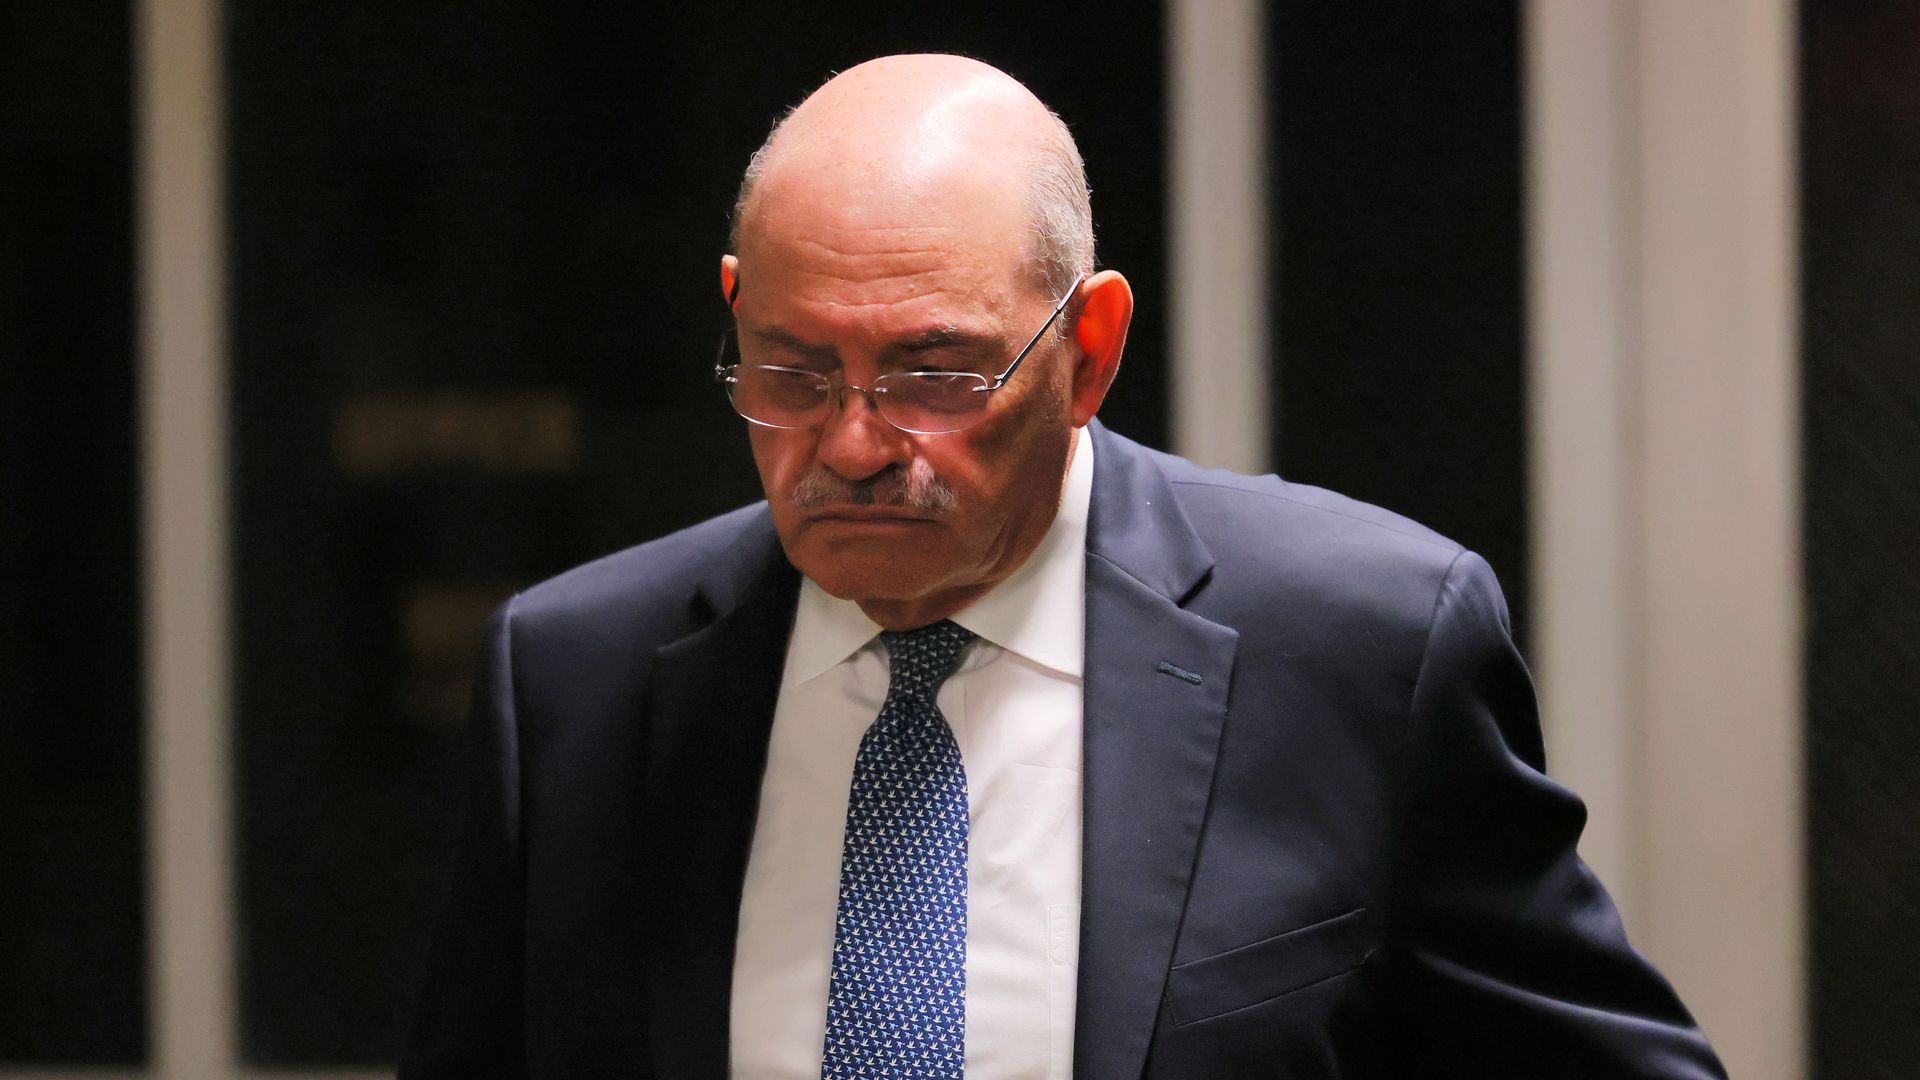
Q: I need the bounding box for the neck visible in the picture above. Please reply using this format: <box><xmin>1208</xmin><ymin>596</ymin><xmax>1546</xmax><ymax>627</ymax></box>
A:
<box><xmin>856</xmin><ymin>582</ymin><xmax>998</xmax><ymax>631</ymax></box>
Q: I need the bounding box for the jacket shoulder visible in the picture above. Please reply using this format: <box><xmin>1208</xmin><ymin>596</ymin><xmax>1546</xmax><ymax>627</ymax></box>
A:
<box><xmin>509</xmin><ymin>501</ymin><xmax>773</xmax><ymax>643</ymax></box>
<box><xmin>1116</xmin><ymin>436</ymin><xmax>1466</xmax><ymax>577</ymax></box>
<box><xmin>1115</xmin><ymin>436</ymin><xmax>1480</xmax><ymax>650</ymax></box>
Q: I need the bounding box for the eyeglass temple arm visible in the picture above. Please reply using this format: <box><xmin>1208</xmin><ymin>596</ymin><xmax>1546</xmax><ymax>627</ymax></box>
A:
<box><xmin>986</xmin><ymin>275</ymin><xmax>1084</xmax><ymax>390</ymax></box>
<box><xmin>714</xmin><ymin>273</ymin><xmax>743</xmax><ymax>379</ymax></box>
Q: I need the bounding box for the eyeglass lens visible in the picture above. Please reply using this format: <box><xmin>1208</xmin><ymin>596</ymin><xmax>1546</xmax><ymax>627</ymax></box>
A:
<box><xmin>724</xmin><ymin>356</ymin><xmax>993</xmax><ymax>435</ymax></box>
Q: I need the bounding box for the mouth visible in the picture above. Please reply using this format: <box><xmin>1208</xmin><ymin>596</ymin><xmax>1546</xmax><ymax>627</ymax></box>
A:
<box><xmin>804</xmin><ymin>507</ymin><xmax>940</xmax><ymax>524</ymax></box>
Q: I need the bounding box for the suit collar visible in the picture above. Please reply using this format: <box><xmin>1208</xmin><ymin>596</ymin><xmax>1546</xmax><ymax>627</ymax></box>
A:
<box><xmin>1084</xmin><ymin>420</ymin><xmax>1215</xmax><ymax>604</ymax></box>
<box><xmin>690</xmin><ymin>502</ymin><xmax>789</xmax><ymax>619</ymax></box>
<box><xmin>1076</xmin><ymin>422</ymin><xmax>1237</xmax><ymax>1080</ymax></box>
<box><xmin>642</xmin><ymin>511</ymin><xmax>797</xmax><ymax>1080</ymax></box>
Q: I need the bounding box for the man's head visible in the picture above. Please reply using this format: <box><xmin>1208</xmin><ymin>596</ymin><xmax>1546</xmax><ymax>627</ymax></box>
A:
<box><xmin>723</xmin><ymin>54</ymin><xmax>1134</xmax><ymax>630</ymax></box>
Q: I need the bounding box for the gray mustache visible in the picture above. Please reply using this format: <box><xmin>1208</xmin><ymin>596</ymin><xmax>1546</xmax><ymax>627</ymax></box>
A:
<box><xmin>790</xmin><ymin>462</ymin><xmax>957</xmax><ymax>515</ymax></box>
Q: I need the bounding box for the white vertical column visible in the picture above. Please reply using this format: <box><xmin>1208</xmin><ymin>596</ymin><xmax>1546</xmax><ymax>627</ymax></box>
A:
<box><xmin>1168</xmin><ymin>0</ymin><xmax>1271</xmax><ymax>473</ymax></box>
<box><xmin>136</xmin><ymin>0</ymin><xmax>236</xmax><ymax>1073</ymax></box>
<box><xmin>1525</xmin><ymin>3</ymin><xmax>1803</xmax><ymax>1080</ymax></box>
<box><xmin>1525</xmin><ymin>0</ymin><xmax>1645</xmax><ymax>917</ymax></box>
<box><xmin>1635</xmin><ymin>5</ymin><xmax>1802</xmax><ymax>1077</ymax></box>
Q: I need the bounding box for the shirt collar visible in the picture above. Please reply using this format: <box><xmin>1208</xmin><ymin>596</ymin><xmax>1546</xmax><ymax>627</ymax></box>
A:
<box><xmin>949</xmin><ymin>424</ymin><xmax>1090</xmax><ymax>677</ymax></box>
<box><xmin>785</xmin><ymin>425</ymin><xmax>1093</xmax><ymax>683</ymax></box>
<box><xmin>786</xmin><ymin>569</ymin><xmax>886</xmax><ymax>685</ymax></box>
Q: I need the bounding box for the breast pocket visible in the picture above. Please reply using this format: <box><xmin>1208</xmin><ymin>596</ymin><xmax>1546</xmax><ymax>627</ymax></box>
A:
<box><xmin>1164</xmin><ymin>907</ymin><xmax>1374</xmax><ymax>1027</ymax></box>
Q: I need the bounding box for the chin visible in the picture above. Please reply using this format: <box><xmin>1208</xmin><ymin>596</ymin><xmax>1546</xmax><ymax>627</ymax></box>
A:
<box><xmin>808</xmin><ymin>563</ymin><xmax>941</xmax><ymax>606</ymax></box>
<box><xmin>792</xmin><ymin>546</ymin><xmax>948</xmax><ymax>607</ymax></box>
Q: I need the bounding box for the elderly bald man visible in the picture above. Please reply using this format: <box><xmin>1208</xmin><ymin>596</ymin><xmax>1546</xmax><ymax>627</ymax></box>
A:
<box><xmin>402</xmin><ymin>55</ymin><xmax>1725</xmax><ymax>1080</ymax></box>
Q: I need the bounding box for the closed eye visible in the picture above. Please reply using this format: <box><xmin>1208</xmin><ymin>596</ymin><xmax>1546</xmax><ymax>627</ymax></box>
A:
<box><xmin>887</xmin><ymin>343</ymin><xmax>999</xmax><ymax>376</ymax></box>
<box><xmin>904</xmin><ymin>359</ymin><xmax>976</xmax><ymax>375</ymax></box>
<box><xmin>883</xmin><ymin>328</ymin><xmax>1005</xmax><ymax>371</ymax></box>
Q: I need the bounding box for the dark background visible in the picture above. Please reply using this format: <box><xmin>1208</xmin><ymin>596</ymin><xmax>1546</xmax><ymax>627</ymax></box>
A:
<box><xmin>1267</xmin><ymin>4</ymin><xmax>1529</xmax><ymax>633</ymax></box>
<box><xmin>0</xmin><ymin>0</ymin><xmax>147</xmax><ymax>1064</ymax></box>
<box><xmin>1801</xmin><ymin>1</ymin><xmax>1920</xmax><ymax>1075</ymax></box>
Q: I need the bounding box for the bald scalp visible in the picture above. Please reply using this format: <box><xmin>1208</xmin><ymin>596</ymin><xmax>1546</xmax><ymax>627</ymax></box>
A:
<box><xmin>730</xmin><ymin>55</ymin><xmax>1094</xmax><ymax>298</ymax></box>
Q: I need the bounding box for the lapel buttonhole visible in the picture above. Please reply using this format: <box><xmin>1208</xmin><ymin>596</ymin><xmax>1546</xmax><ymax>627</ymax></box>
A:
<box><xmin>1156</xmin><ymin>660</ymin><xmax>1204</xmax><ymax>685</ymax></box>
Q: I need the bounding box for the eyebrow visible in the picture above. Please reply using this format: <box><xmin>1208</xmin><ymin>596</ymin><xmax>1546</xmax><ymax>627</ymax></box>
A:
<box><xmin>743</xmin><ymin>324</ymin><xmax>1006</xmax><ymax>366</ymax></box>
<box><xmin>745</xmin><ymin>325</ymin><xmax>838</xmax><ymax>364</ymax></box>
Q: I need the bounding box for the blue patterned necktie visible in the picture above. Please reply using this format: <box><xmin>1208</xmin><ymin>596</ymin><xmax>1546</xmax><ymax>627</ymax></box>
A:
<box><xmin>821</xmin><ymin>620</ymin><xmax>976</xmax><ymax>1079</ymax></box>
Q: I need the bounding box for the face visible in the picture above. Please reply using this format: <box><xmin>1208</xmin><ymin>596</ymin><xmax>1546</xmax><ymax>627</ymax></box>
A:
<box><xmin>730</xmin><ymin>175</ymin><xmax>1079</xmax><ymax>629</ymax></box>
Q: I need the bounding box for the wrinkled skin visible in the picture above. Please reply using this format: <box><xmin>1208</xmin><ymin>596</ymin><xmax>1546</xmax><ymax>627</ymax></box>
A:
<box><xmin>725</xmin><ymin>54</ymin><xmax>1132</xmax><ymax>629</ymax></box>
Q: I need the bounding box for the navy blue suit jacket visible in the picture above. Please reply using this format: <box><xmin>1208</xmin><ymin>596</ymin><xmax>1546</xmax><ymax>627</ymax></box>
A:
<box><xmin>401</xmin><ymin>422</ymin><xmax>1726</xmax><ymax>1078</ymax></box>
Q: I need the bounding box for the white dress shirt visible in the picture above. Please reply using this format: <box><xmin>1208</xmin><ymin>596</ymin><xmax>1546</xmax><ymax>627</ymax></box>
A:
<box><xmin>729</xmin><ymin>426</ymin><xmax>1093</xmax><ymax>1080</ymax></box>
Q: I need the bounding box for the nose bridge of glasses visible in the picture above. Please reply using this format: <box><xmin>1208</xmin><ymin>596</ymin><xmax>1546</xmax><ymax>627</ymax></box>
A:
<box><xmin>828</xmin><ymin>378</ymin><xmax>885</xmax><ymax>413</ymax></box>
<box><xmin>804</xmin><ymin>374</ymin><xmax>901</xmax><ymax>438</ymax></box>
<box><xmin>816</xmin><ymin>377</ymin><xmax>913</xmax><ymax>450</ymax></box>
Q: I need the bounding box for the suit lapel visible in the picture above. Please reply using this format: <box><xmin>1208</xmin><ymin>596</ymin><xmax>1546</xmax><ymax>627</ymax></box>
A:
<box><xmin>1075</xmin><ymin>425</ymin><xmax>1238</xmax><ymax>1080</ymax></box>
<box><xmin>641</xmin><ymin>514</ymin><xmax>798</xmax><ymax>1080</ymax></box>
<box><xmin>629</xmin><ymin>429</ymin><xmax>1234</xmax><ymax>1080</ymax></box>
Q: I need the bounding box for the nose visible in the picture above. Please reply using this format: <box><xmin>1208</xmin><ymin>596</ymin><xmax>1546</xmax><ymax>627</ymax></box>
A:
<box><xmin>814</xmin><ymin>380</ymin><xmax>910</xmax><ymax>480</ymax></box>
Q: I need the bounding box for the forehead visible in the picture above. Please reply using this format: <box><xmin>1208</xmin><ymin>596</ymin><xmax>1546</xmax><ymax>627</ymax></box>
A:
<box><xmin>736</xmin><ymin>154</ymin><xmax>1037</xmax><ymax>334</ymax></box>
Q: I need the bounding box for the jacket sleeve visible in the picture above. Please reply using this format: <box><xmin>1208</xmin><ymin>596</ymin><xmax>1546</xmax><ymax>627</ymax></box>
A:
<box><xmin>399</xmin><ymin>599</ymin><xmax>528</xmax><ymax>1079</ymax></box>
<box><xmin>1392</xmin><ymin>551</ymin><xmax>1727</xmax><ymax>1078</ymax></box>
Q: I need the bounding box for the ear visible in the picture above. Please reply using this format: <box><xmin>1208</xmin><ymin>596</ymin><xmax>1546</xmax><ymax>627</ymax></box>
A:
<box><xmin>1069</xmin><ymin>269</ymin><xmax>1133</xmax><ymax>427</ymax></box>
<box><xmin>720</xmin><ymin>254</ymin><xmax>739</xmax><ymax>308</ymax></box>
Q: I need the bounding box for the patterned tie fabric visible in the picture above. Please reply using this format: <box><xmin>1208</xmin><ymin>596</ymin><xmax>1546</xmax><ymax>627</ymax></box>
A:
<box><xmin>821</xmin><ymin>620</ymin><xmax>976</xmax><ymax>1079</ymax></box>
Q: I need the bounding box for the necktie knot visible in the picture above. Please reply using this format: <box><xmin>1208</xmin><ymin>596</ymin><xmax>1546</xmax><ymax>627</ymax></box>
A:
<box><xmin>879</xmin><ymin>620</ymin><xmax>975</xmax><ymax>702</ymax></box>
